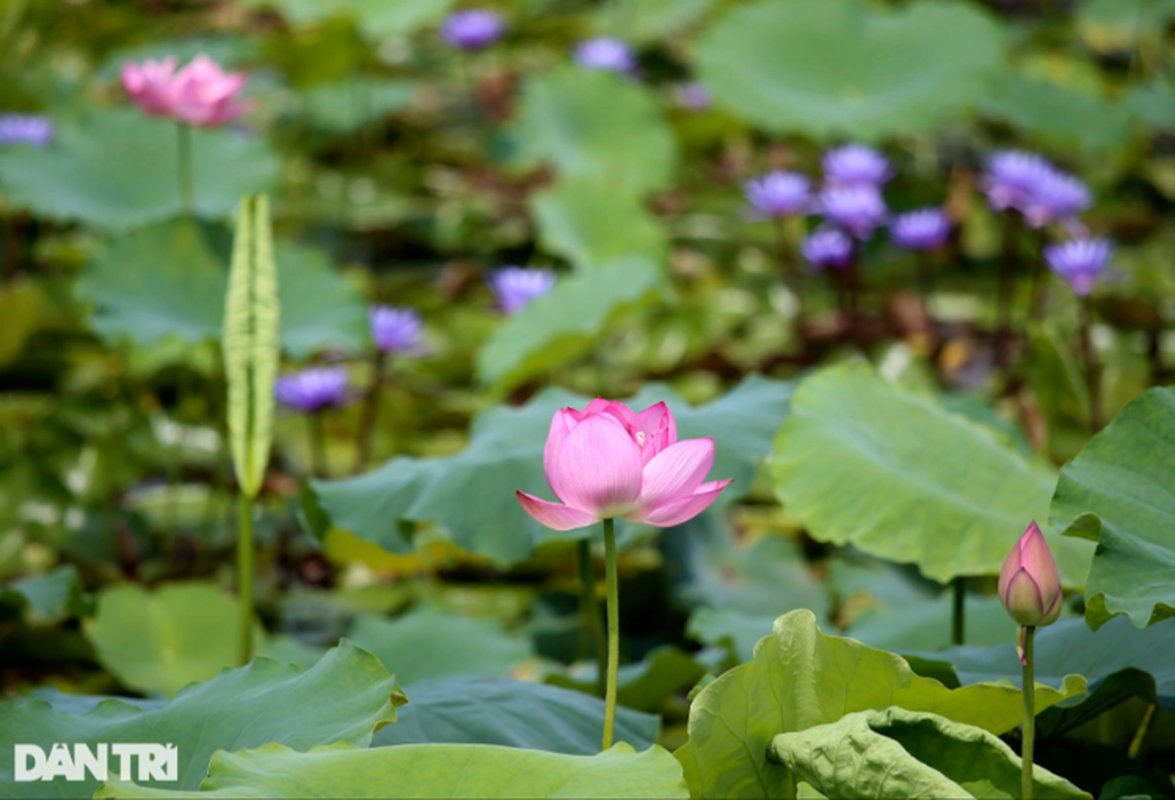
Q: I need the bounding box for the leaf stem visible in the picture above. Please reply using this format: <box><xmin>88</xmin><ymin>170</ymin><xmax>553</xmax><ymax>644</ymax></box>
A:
<box><xmin>996</xmin><ymin>212</ymin><xmax>1021</xmax><ymax>370</ymax></box>
<box><xmin>1021</xmin><ymin>624</ymin><xmax>1036</xmax><ymax>800</ymax></box>
<box><xmin>602</xmin><ymin>517</ymin><xmax>619</xmax><ymax>751</ymax></box>
<box><xmin>237</xmin><ymin>495</ymin><xmax>254</xmax><ymax>666</ymax></box>
<box><xmin>176</xmin><ymin>122</ymin><xmax>194</xmax><ymax>217</ymax></box>
<box><xmin>1128</xmin><ymin>703</ymin><xmax>1156</xmax><ymax>760</ymax></box>
<box><xmin>774</xmin><ymin>217</ymin><xmax>806</xmax><ymax>335</ymax></box>
<box><xmin>951</xmin><ymin>577</ymin><xmax>965</xmax><ymax>646</ymax></box>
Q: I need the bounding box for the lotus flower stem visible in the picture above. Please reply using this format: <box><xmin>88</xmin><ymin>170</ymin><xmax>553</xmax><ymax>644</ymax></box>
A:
<box><xmin>1020</xmin><ymin>624</ymin><xmax>1036</xmax><ymax>800</ymax></box>
<box><xmin>354</xmin><ymin>350</ymin><xmax>387</xmax><ymax>474</ymax></box>
<box><xmin>176</xmin><ymin>122</ymin><xmax>194</xmax><ymax>216</ymax></box>
<box><xmin>237</xmin><ymin>495</ymin><xmax>254</xmax><ymax>665</ymax></box>
<box><xmin>1078</xmin><ymin>295</ymin><xmax>1102</xmax><ymax>432</ymax></box>
<box><xmin>951</xmin><ymin>577</ymin><xmax>965</xmax><ymax>645</ymax></box>
<box><xmin>575</xmin><ymin>538</ymin><xmax>607</xmax><ymax>697</ymax></box>
<box><xmin>601</xmin><ymin>517</ymin><xmax>619</xmax><ymax>750</ymax></box>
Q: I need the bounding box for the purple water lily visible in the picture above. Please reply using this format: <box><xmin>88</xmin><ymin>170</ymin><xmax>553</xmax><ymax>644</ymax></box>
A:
<box><xmin>1044</xmin><ymin>237</ymin><xmax>1112</xmax><ymax>296</ymax></box>
<box><xmin>817</xmin><ymin>185</ymin><xmax>888</xmax><ymax>239</ymax></box>
<box><xmin>370</xmin><ymin>306</ymin><xmax>424</xmax><ymax>354</ymax></box>
<box><xmin>890</xmin><ymin>208</ymin><xmax>951</xmax><ymax>251</ymax></box>
<box><xmin>487</xmin><ymin>267</ymin><xmax>557</xmax><ymax>314</ymax></box>
<box><xmin>440</xmin><ymin>9</ymin><xmax>505</xmax><ymax>50</ymax></box>
<box><xmin>744</xmin><ymin>171</ymin><xmax>811</xmax><ymax>218</ymax></box>
<box><xmin>573</xmin><ymin>38</ymin><xmax>637</xmax><ymax>74</ymax></box>
<box><xmin>802</xmin><ymin>227</ymin><xmax>854</xmax><ymax>270</ymax></box>
<box><xmin>274</xmin><ymin>367</ymin><xmax>350</xmax><ymax>413</ymax></box>
<box><xmin>0</xmin><ymin>114</ymin><xmax>53</xmax><ymax>147</ymax></box>
<box><xmin>822</xmin><ymin>144</ymin><xmax>892</xmax><ymax>187</ymax></box>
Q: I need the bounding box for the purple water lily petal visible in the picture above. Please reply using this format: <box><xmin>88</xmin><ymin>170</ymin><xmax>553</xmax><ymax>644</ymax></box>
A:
<box><xmin>822</xmin><ymin>144</ymin><xmax>892</xmax><ymax>187</ymax></box>
<box><xmin>573</xmin><ymin>38</ymin><xmax>637</xmax><ymax>74</ymax></box>
<box><xmin>0</xmin><ymin>114</ymin><xmax>53</xmax><ymax>147</ymax></box>
<box><xmin>743</xmin><ymin>171</ymin><xmax>811</xmax><ymax>218</ymax></box>
<box><xmin>370</xmin><ymin>306</ymin><xmax>424</xmax><ymax>354</ymax></box>
<box><xmin>487</xmin><ymin>267</ymin><xmax>557</xmax><ymax>314</ymax></box>
<box><xmin>274</xmin><ymin>367</ymin><xmax>350</xmax><ymax>413</ymax></box>
<box><xmin>817</xmin><ymin>185</ymin><xmax>888</xmax><ymax>239</ymax></box>
<box><xmin>1044</xmin><ymin>237</ymin><xmax>1112</xmax><ymax>296</ymax></box>
<box><xmin>890</xmin><ymin>208</ymin><xmax>951</xmax><ymax>251</ymax></box>
<box><xmin>802</xmin><ymin>227</ymin><xmax>854</xmax><ymax>270</ymax></box>
<box><xmin>440</xmin><ymin>9</ymin><xmax>505</xmax><ymax>50</ymax></box>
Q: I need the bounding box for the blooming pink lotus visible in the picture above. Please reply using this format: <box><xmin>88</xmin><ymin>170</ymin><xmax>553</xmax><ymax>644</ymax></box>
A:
<box><xmin>999</xmin><ymin>521</ymin><xmax>1063</xmax><ymax>628</ymax></box>
<box><xmin>121</xmin><ymin>55</ymin><xmax>251</xmax><ymax>127</ymax></box>
<box><xmin>517</xmin><ymin>399</ymin><xmax>732</xmax><ymax>530</ymax></box>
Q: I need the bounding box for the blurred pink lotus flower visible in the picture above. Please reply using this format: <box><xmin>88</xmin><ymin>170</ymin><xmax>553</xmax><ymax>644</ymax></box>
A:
<box><xmin>121</xmin><ymin>55</ymin><xmax>251</xmax><ymax>127</ymax></box>
<box><xmin>999</xmin><ymin>521</ymin><xmax>1063</xmax><ymax>630</ymax></box>
<box><xmin>517</xmin><ymin>399</ymin><xmax>732</xmax><ymax>530</ymax></box>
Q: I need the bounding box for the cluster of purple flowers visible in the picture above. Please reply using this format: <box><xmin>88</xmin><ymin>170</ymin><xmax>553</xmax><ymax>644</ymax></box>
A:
<box><xmin>742</xmin><ymin>143</ymin><xmax>947</xmax><ymax>271</ymax></box>
<box><xmin>981</xmin><ymin>150</ymin><xmax>1110</xmax><ymax>294</ymax></box>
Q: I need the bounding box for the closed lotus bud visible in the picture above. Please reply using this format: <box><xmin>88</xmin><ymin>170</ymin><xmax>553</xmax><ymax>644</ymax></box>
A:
<box><xmin>999</xmin><ymin>521</ymin><xmax>1063</xmax><ymax>628</ymax></box>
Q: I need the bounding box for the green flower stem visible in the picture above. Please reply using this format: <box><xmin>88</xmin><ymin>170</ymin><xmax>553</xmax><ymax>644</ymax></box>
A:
<box><xmin>308</xmin><ymin>410</ymin><xmax>328</xmax><ymax>478</ymax></box>
<box><xmin>602</xmin><ymin>517</ymin><xmax>619</xmax><ymax>751</ymax></box>
<box><xmin>353</xmin><ymin>349</ymin><xmax>387</xmax><ymax>474</ymax></box>
<box><xmin>577</xmin><ymin>538</ymin><xmax>607</xmax><ymax>697</ymax></box>
<box><xmin>995</xmin><ymin>211</ymin><xmax>1021</xmax><ymax>370</ymax></box>
<box><xmin>951</xmin><ymin>577</ymin><xmax>965</xmax><ymax>646</ymax></box>
<box><xmin>176</xmin><ymin>122</ymin><xmax>194</xmax><ymax>217</ymax></box>
<box><xmin>1021</xmin><ymin>624</ymin><xmax>1036</xmax><ymax>800</ymax></box>
<box><xmin>773</xmin><ymin>217</ymin><xmax>805</xmax><ymax>330</ymax></box>
<box><xmin>1078</xmin><ymin>295</ymin><xmax>1102</xmax><ymax>432</ymax></box>
<box><xmin>237</xmin><ymin>495</ymin><xmax>254</xmax><ymax>666</ymax></box>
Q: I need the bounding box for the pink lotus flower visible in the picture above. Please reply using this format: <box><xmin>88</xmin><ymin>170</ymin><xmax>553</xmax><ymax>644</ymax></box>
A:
<box><xmin>999</xmin><ymin>521</ymin><xmax>1063</xmax><ymax>629</ymax></box>
<box><xmin>517</xmin><ymin>399</ymin><xmax>732</xmax><ymax>530</ymax></box>
<box><xmin>121</xmin><ymin>55</ymin><xmax>251</xmax><ymax>127</ymax></box>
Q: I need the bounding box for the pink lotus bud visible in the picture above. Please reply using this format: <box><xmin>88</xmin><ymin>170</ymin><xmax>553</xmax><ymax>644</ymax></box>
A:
<box><xmin>998</xmin><ymin>521</ymin><xmax>1063</xmax><ymax>629</ymax></box>
<box><xmin>121</xmin><ymin>54</ymin><xmax>251</xmax><ymax>128</ymax></box>
<box><xmin>516</xmin><ymin>399</ymin><xmax>732</xmax><ymax>531</ymax></box>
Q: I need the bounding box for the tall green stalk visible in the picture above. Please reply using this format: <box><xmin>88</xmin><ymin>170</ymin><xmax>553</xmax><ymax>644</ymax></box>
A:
<box><xmin>1021</xmin><ymin>625</ymin><xmax>1037</xmax><ymax>800</ymax></box>
<box><xmin>222</xmin><ymin>195</ymin><xmax>280</xmax><ymax>667</ymax></box>
<box><xmin>176</xmin><ymin>123</ymin><xmax>194</xmax><ymax>216</ymax></box>
<box><xmin>601</xmin><ymin>517</ymin><xmax>619</xmax><ymax>751</ymax></box>
<box><xmin>237</xmin><ymin>495</ymin><xmax>254</xmax><ymax>662</ymax></box>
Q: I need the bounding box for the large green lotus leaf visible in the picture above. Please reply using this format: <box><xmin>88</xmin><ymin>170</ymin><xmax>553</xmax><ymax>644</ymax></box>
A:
<box><xmin>0</xmin><ymin>108</ymin><xmax>278</xmax><ymax>229</ymax></box>
<box><xmin>347</xmin><ymin>607</ymin><xmax>534</xmax><ymax>686</ymax></box>
<box><xmin>770</xmin><ymin>364</ymin><xmax>1093</xmax><ymax>585</ymax></box>
<box><xmin>0</xmin><ymin>641</ymin><xmax>403</xmax><ymax>799</ymax></box>
<box><xmin>1126</xmin><ymin>78</ymin><xmax>1175</xmax><ymax>132</ymax></box>
<box><xmin>372</xmin><ymin>675</ymin><xmax>659</xmax><ymax>752</ymax></box>
<box><xmin>0</xmin><ymin>564</ymin><xmax>91</xmax><ymax>621</ymax></box>
<box><xmin>594</xmin><ymin>0</ymin><xmax>715</xmax><ymax>43</ymax></box>
<box><xmin>82</xmin><ymin>582</ymin><xmax>263</xmax><ymax>697</ymax></box>
<box><xmin>1051</xmin><ymin>387</ymin><xmax>1175</xmax><ymax>630</ymax></box>
<box><xmin>243</xmin><ymin>0</ymin><xmax>454</xmax><ymax>39</ymax></box>
<box><xmin>546</xmin><ymin>646</ymin><xmax>726</xmax><ymax>713</ymax></box>
<box><xmin>476</xmin><ymin>257</ymin><xmax>663</xmax><ymax>391</ymax></box>
<box><xmin>674</xmin><ymin>609</ymin><xmax>1086</xmax><ymax>800</ymax></box>
<box><xmin>695</xmin><ymin>0</ymin><xmax>1004</xmax><ymax>140</ymax></box>
<box><xmin>530</xmin><ymin>178</ymin><xmax>667</xmax><ymax>270</ymax></box>
<box><xmin>911</xmin><ymin>616</ymin><xmax>1175</xmax><ymax>740</ymax></box>
<box><xmin>980</xmin><ymin>73</ymin><xmax>1133</xmax><ymax>155</ymax></box>
<box><xmin>98</xmin><ymin>741</ymin><xmax>688</xmax><ymax>799</ymax></box>
<box><xmin>769</xmin><ymin>707</ymin><xmax>1090</xmax><ymax>800</ymax></box>
<box><xmin>512</xmin><ymin>68</ymin><xmax>678</xmax><ymax>196</ymax></box>
<box><xmin>312</xmin><ymin>375</ymin><xmax>792</xmax><ymax>564</ymax></box>
<box><xmin>79</xmin><ymin>221</ymin><xmax>366</xmax><ymax>356</ymax></box>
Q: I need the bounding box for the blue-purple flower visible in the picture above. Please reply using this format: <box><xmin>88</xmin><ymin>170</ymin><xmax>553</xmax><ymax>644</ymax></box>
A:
<box><xmin>0</xmin><ymin>114</ymin><xmax>52</xmax><ymax>147</ymax></box>
<box><xmin>370</xmin><ymin>306</ymin><xmax>424</xmax><ymax>354</ymax></box>
<box><xmin>982</xmin><ymin>150</ymin><xmax>1054</xmax><ymax>213</ymax></box>
<box><xmin>817</xmin><ymin>185</ymin><xmax>888</xmax><ymax>239</ymax></box>
<box><xmin>822</xmin><ymin>144</ymin><xmax>892</xmax><ymax>187</ymax></box>
<box><xmin>487</xmin><ymin>267</ymin><xmax>556</xmax><ymax>314</ymax></box>
<box><xmin>802</xmin><ymin>227</ymin><xmax>853</xmax><ymax>270</ymax></box>
<box><xmin>744</xmin><ymin>171</ymin><xmax>811</xmax><ymax>218</ymax></box>
<box><xmin>440</xmin><ymin>9</ymin><xmax>505</xmax><ymax>50</ymax></box>
<box><xmin>1021</xmin><ymin>170</ymin><xmax>1091</xmax><ymax>229</ymax></box>
<box><xmin>890</xmin><ymin>208</ymin><xmax>951</xmax><ymax>251</ymax></box>
<box><xmin>573</xmin><ymin>38</ymin><xmax>637</xmax><ymax>74</ymax></box>
<box><xmin>1044</xmin><ymin>237</ymin><xmax>1112</xmax><ymax>296</ymax></box>
<box><xmin>677</xmin><ymin>82</ymin><xmax>711</xmax><ymax>111</ymax></box>
<box><xmin>274</xmin><ymin>367</ymin><xmax>350</xmax><ymax>413</ymax></box>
